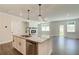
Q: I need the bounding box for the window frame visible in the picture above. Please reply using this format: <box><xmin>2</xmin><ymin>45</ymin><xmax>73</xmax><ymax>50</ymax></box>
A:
<box><xmin>67</xmin><ymin>21</ymin><xmax>76</xmax><ymax>33</ymax></box>
<box><xmin>41</xmin><ymin>23</ymin><xmax>50</xmax><ymax>31</ymax></box>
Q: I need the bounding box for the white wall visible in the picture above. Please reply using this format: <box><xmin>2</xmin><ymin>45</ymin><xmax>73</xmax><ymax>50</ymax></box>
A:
<box><xmin>29</xmin><ymin>21</ymin><xmax>38</xmax><ymax>27</ymax></box>
<box><xmin>50</xmin><ymin>19</ymin><xmax>79</xmax><ymax>39</ymax></box>
<box><xmin>0</xmin><ymin>12</ymin><xmax>28</xmax><ymax>43</ymax></box>
<box><xmin>11</xmin><ymin>20</ymin><xmax>29</xmax><ymax>35</ymax></box>
<box><xmin>0</xmin><ymin>12</ymin><xmax>12</xmax><ymax>43</ymax></box>
<box><xmin>38</xmin><ymin>23</ymin><xmax>50</xmax><ymax>37</ymax></box>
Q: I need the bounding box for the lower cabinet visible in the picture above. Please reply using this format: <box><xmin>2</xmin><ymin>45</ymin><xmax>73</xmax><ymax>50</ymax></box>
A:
<box><xmin>13</xmin><ymin>36</ymin><xmax>38</xmax><ymax>55</ymax></box>
<box><xmin>26</xmin><ymin>40</ymin><xmax>38</xmax><ymax>55</ymax></box>
<box><xmin>13</xmin><ymin>36</ymin><xmax>26</xmax><ymax>55</ymax></box>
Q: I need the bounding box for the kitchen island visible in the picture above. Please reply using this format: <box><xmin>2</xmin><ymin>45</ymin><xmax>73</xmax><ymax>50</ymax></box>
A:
<box><xmin>12</xmin><ymin>35</ymin><xmax>53</xmax><ymax>55</ymax></box>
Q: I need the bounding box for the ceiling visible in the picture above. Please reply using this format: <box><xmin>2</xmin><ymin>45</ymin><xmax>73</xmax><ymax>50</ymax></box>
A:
<box><xmin>0</xmin><ymin>4</ymin><xmax>79</xmax><ymax>22</ymax></box>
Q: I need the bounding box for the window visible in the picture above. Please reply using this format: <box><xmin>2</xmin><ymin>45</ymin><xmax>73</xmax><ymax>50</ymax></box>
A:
<box><xmin>67</xmin><ymin>21</ymin><xmax>75</xmax><ymax>32</ymax></box>
<box><xmin>41</xmin><ymin>23</ymin><xmax>49</xmax><ymax>31</ymax></box>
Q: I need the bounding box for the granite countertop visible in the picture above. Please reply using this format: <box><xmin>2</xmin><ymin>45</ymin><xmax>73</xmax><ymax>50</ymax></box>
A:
<box><xmin>13</xmin><ymin>35</ymin><xmax>50</xmax><ymax>43</ymax></box>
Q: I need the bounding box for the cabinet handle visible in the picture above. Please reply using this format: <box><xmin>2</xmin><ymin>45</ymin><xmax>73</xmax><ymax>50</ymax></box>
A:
<box><xmin>13</xmin><ymin>39</ymin><xmax>14</xmax><ymax>42</ymax></box>
<box><xmin>19</xmin><ymin>42</ymin><xmax>21</xmax><ymax>46</ymax></box>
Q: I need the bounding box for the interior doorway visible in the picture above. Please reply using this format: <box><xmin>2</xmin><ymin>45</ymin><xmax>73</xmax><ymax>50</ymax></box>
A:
<box><xmin>59</xmin><ymin>25</ymin><xmax>64</xmax><ymax>37</ymax></box>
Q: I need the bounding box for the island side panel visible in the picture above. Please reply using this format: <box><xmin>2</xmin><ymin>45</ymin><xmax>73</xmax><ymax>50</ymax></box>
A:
<box><xmin>37</xmin><ymin>38</ymin><xmax>53</xmax><ymax>55</ymax></box>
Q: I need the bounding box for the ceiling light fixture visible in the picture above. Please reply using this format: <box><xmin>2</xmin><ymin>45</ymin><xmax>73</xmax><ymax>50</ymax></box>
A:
<box><xmin>27</xmin><ymin>9</ymin><xmax>30</xmax><ymax>20</ymax></box>
<box><xmin>38</xmin><ymin>4</ymin><xmax>46</xmax><ymax>22</ymax></box>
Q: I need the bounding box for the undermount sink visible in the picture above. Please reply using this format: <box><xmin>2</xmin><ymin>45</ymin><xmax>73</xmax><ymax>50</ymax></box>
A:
<box><xmin>21</xmin><ymin>35</ymin><xmax>31</xmax><ymax>37</ymax></box>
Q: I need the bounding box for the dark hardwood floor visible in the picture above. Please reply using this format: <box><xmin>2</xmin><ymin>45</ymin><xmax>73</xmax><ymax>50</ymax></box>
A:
<box><xmin>0</xmin><ymin>37</ymin><xmax>79</xmax><ymax>55</ymax></box>
<box><xmin>52</xmin><ymin>36</ymin><xmax>79</xmax><ymax>55</ymax></box>
<box><xmin>0</xmin><ymin>42</ymin><xmax>22</xmax><ymax>55</ymax></box>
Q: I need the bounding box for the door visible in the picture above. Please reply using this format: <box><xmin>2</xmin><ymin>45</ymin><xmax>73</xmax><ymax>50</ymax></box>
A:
<box><xmin>59</xmin><ymin>25</ymin><xmax>64</xmax><ymax>37</ymax></box>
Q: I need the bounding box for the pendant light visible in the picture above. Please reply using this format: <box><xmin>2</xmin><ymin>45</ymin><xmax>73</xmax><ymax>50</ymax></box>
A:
<box><xmin>38</xmin><ymin>4</ymin><xmax>45</xmax><ymax>22</ymax></box>
<box><xmin>27</xmin><ymin>9</ymin><xmax>31</xmax><ymax>36</ymax></box>
<box><xmin>27</xmin><ymin>9</ymin><xmax>30</xmax><ymax>20</ymax></box>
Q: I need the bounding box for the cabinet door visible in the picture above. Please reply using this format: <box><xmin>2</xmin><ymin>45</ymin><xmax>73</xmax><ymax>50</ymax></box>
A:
<box><xmin>13</xmin><ymin>36</ymin><xmax>26</xmax><ymax>55</ymax></box>
<box><xmin>13</xmin><ymin>36</ymin><xmax>20</xmax><ymax>50</ymax></box>
<box><xmin>18</xmin><ymin>38</ymin><xmax>26</xmax><ymax>55</ymax></box>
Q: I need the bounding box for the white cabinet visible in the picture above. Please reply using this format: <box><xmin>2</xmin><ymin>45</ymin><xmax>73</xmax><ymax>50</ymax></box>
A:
<box><xmin>12</xmin><ymin>36</ymin><xmax>38</xmax><ymax>55</ymax></box>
